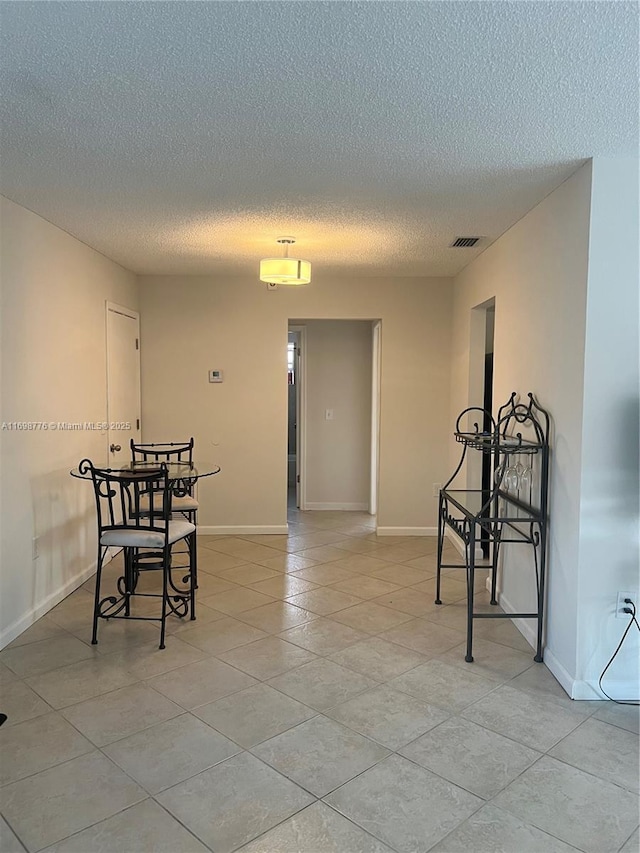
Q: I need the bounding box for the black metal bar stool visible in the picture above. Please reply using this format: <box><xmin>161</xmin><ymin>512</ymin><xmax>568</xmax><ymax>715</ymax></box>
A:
<box><xmin>81</xmin><ymin>458</ymin><xmax>197</xmax><ymax>649</ymax></box>
<box><xmin>130</xmin><ymin>439</ymin><xmax>199</xmax><ymax>588</ymax></box>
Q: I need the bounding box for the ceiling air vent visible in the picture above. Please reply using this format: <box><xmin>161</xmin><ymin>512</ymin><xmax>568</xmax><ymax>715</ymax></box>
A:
<box><xmin>450</xmin><ymin>236</ymin><xmax>482</xmax><ymax>248</ymax></box>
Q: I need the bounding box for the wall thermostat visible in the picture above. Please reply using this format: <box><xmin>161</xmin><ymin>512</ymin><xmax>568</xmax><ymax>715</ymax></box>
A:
<box><xmin>209</xmin><ymin>369</ymin><xmax>223</xmax><ymax>383</ymax></box>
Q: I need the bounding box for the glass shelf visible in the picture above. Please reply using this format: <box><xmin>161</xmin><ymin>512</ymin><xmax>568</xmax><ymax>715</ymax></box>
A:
<box><xmin>454</xmin><ymin>432</ymin><xmax>543</xmax><ymax>454</ymax></box>
<box><xmin>442</xmin><ymin>489</ymin><xmax>543</xmax><ymax>522</ymax></box>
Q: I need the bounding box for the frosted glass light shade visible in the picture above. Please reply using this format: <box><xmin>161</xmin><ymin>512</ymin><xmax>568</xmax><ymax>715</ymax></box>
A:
<box><xmin>259</xmin><ymin>257</ymin><xmax>311</xmax><ymax>285</ymax></box>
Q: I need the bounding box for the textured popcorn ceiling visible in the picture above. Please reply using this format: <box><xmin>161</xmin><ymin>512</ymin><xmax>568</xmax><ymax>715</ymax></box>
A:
<box><xmin>0</xmin><ymin>2</ymin><xmax>637</xmax><ymax>277</ymax></box>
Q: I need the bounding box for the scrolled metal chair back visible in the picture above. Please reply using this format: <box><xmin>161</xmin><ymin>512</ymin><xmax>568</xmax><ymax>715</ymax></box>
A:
<box><xmin>130</xmin><ymin>438</ymin><xmax>196</xmax><ymax>500</ymax></box>
<box><xmin>130</xmin><ymin>438</ymin><xmax>194</xmax><ymax>464</ymax></box>
<box><xmin>79</xmin><ymin>458</ymin><xmax>170</xmax><ymax>535</ymax></box>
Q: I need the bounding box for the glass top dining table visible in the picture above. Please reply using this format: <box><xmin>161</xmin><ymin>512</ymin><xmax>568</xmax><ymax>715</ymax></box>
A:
<box><xmin>70</xmin><ymin>461</ymin><xmax>220</xmax><ymax>482</ymax></box>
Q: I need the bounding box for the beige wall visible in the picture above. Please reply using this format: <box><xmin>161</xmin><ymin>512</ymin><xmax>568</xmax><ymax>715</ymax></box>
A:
<box><xmin>304</xmin><ymin>320</ymin><xmax>372</xmax><ymax>509</ymax></box>
<box><xmin>138</xmin><ymin>274</ymin><xmax>453</xmax><ymax>534</ymax></box>
<box><xmin>0</xmin><ymin>197</ymin><xmax>138</xmax><ymax>646</ymax></box>
<box><xmin>451</xmin><ymin>163</ymin><xmax>593</xmax><ymax>693</ymax></box>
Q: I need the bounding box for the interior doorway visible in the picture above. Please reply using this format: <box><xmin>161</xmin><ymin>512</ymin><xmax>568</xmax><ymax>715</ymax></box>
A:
<box><xmin>287</xmin><ymin>327</ymin><xmax>305</xmax><ymax>508</ymax></box>
<box><xmin>480</xmin><ymin>303</ymin><xmax>495</xmax><ymax>556</ymax></box>
<box><xmin>287</xmin><ymin>320</ymin><xmax>380</xmax><ymax>515</ymax></box>
<box><xmin>465</xmin><ymin>298</ymin><xmax>495</xmax><ymax>556</ymax></box>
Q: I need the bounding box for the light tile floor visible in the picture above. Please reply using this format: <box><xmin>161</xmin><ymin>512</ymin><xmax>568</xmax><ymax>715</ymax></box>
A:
<box><xmin>1</xmin><ymin>508</ymin><xmax>638</xmax><ymax>853</ymax></box>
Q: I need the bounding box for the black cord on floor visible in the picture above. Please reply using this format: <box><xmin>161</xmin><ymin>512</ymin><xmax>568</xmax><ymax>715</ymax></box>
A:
<box><xmin>598</xmin><ymin>600</ymin><xmax>640</xmax><ymax>706</ymax></box>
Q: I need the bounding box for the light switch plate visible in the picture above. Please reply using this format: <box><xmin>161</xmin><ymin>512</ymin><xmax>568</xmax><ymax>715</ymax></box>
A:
<box><xmin>209</xmin><ymin>370</ymin><xmax>223</xmax><ymax>383</ymax></box>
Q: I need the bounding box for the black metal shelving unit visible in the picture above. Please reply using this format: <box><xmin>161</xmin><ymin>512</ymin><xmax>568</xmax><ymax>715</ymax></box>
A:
<box><xmin>436</xmin><ymin>392</ymin><xmax>550</xmax><ymax>663</ymax></box>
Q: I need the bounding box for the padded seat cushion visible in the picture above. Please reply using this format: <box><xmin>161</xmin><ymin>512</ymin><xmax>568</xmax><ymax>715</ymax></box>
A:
<box><xmin>138</xmin><ymin>494</ymin><xmax>199</xmax><ymax>513</ymax></box>
<box><xmin>100</xmin><ymin>519</ymin><xmax>196</xmax><ymax>549</ymax></box>
<box><xmin>171</xmin><ymin>494</ymin><xmax>199</xmax><ymax>511</ymax></box>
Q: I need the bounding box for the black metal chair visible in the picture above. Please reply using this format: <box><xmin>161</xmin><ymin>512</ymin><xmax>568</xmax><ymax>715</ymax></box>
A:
<box><xmin>130</xmin><ymin>438</ymin><xmax>200</xmax><ymax>587</ymax></box>
<box><xmin>81</xmin><ymin>458</ymin><xmax>196</xmax><ymax>650</ymax></box>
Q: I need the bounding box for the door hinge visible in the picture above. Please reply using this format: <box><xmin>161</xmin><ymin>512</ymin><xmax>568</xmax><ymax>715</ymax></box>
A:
<box><xmin>136</xmin><ymin>418</ymin><xmax>140</xmax><ymax>430</ymax></box>
<box><xmin>135</xmin><ymin>338</ymin><xmax>139</xmax><ymax>350</ymax></box>
<box><xmin>297</xmin><ymin>474</ymin><xmax>300</xmax><ymax>483</ymax></box>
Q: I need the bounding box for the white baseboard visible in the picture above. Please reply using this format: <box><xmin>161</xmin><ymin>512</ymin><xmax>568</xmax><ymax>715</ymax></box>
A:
<box><xmin>539</xmin><ymin>646</ymin><xmax>578</xmax><ymax>699</ymax></box>
<box><xmin>543</xmin><ymin>649</ymin><xmax>635</xmax><ymax>704</ymax></box>
<box><xmin>485</xmin><ymin>587</ymin><xmax>628</xmax><ymax>702</ymax></box>
<box><xmin>305</xmin><ymin>502</ymin><xmax>369</xmax><ymax>511</ymax></box>
<box><xmin>497</xmin><ymin>590</ymin><xmax>538</xmax><ymax>648</ymax></box>
<box><xmin>375</xmin><ymin>526</ymin><xmax>437</xmax><ymax>537</ymax></box>
<box><xmin>570</xmin><ymin>676</ymin><xmax>639</xmax><ymax>702</ymax></box>
<box><xmin>445</xmin><ymin>528</ymin><xmax>483</xmax><ymax>560</ymax></box>
<box><xmin>498</xmin><ymin>591</ymin><xmax>594</xmax><ymax>702</ymax></box>
<box><xmin>547</xmin><ymin>647</ymin><xmax>639</xmax><ymax>701</ymax></box>
<box><xmin>0</xmin><ymin>558</ymin><xmax>102</xmax><ymax>650</ymax></box>
<box><xmin>198</xmin><ymin>525</ymin><xmax>289</xmax><ymax>535</ymax></box>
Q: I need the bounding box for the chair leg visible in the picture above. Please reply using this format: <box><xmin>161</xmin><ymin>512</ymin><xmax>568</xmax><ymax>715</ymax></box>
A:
<box><xmin>124</xmin><ymin>549</ymin><xmax>132</xmax><ymax>617</ymax></box>
<box><xmin>189</xmin><ymin>531</ymin><xmax>197</xmax><ymax>621</ymax></box>
<box><xmin>91</xmin><ymin>547</ymin><xmax>104</xmax><ymax>645</ymax></box>
<box><xmin>187</xmin><ymin>510</ymin><xmax>198</xmax><ymax>589</ymax></box>
<box><xmin>191</xmin><ymin>511</ymin><xmax>198</xmax><ymax>589</ymax></box>
<box><xmin>159</xmin><ymin>547</ymin><xmax>169</xmax><ymax>650</ymax></box>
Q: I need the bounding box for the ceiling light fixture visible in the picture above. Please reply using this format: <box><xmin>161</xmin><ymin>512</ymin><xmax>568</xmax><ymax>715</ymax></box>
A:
<box><xmin>259</xmin><ymin>237</ymin><xmax>311</xmax><ymax>286</ymax></box>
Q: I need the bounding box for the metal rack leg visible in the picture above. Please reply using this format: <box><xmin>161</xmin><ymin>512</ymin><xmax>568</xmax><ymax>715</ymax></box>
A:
<box><xmin>534</xmin><ymin>524</ymin><xmax>546</xmax><ymax>662</ymax></box>
<box><xmin>490</xmin><ymin>521</ymin><xmax>500</xmax><ymax>606</ymax></box>
<box><xmin>435</xmin><ymin>497</ymin><xmax>444</xmax><ymax>605</ymax></box>
<box><xmin>465</xmin><ymin>523</ymin><xmax>476</xmax><ymax>662</ymax></box>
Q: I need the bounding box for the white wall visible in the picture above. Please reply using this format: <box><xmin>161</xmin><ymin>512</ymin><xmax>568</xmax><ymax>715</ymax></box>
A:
<box><xmin>451</xmin><ymin>163</ymin><xmax>593</xmax><ymax>691</ymax></box>
<box><xmin>575</xmin><ymin>157</ymin><xmax>639</xmax><ymax>699</ymax></box>
<box><xmin>0</xmin><ymin>197</ymin><xmax>138</xmax><ymax>647</ymax></box>
<box><xmin>138</xmin><ymin>274</ymin><xmax>453</xmax><ymax>535</ymax></box>
<box><xmin>304</xmin><ymin>320</ymin><xmax>372</xmax><ymax>509</ymax></box>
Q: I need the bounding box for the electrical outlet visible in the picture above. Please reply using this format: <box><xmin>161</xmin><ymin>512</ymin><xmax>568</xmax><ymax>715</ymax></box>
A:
<box><xmin>32</xmin><ymin>537</ymin><xmax>40</xmax><ymax>560</ymax></box>
<box><xmin>616</xmin><ymin>591</ymin><xmax>637</xmax><ymax>619</ymax></box>
<box><xmin>432</xmin><ymin>483</ymin><xmax>442</xmax><ymax>497</ymax></box>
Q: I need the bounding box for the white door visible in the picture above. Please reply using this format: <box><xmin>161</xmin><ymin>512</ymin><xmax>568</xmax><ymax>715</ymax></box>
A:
<box><xmin>106</xmin><ymin>302</ymin><xmax>141</xmax><ymax>466</ymax></box>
